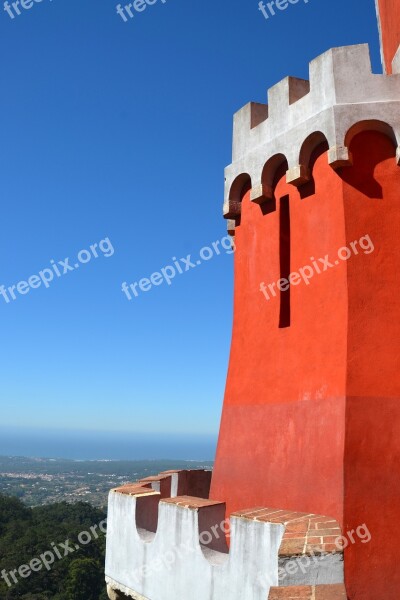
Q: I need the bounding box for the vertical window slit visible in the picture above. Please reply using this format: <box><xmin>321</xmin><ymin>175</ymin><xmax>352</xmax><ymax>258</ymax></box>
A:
<box><xmin>279</xmin><ymin>195</ymin><xmax>291</xmax><ymax>328</ymax></box>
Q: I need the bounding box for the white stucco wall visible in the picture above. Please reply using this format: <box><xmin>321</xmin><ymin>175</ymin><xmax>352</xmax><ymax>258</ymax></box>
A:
<box><xmin>105</xmin><ymin>491</ymin><xmax>284</xmax><ymax>600</ymax></box>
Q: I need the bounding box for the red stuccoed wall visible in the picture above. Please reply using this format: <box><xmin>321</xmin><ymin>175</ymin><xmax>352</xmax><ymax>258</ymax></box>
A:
<box><xmin>376</xmin><ymin>0</ymin><xmax>400</xmax><ymax>72</ymax></box>
<box><xmin>211</xmin><ymin>130</ymin><xmax>400</xmax><ymax>599</ymax></box>
<box><xmin>211</xmin><ymin>148</ymin><xmax>348</xmax><ymax>523</ymax></box>
<box><xmin>342</xmin><ymin>131</ymin><xmax>400</xmax><ymax>599</ymax></box>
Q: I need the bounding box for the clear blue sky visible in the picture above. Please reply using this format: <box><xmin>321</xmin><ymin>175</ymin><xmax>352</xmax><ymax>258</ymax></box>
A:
<box><xmin>0</xmin><ymin>0</ymin><xmax>381</xmax><ymax>455</ymax></box>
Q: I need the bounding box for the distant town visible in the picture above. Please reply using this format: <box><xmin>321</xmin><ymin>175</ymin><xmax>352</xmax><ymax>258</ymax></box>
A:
<box><xmin>0</xmin><ymin>456</ymin><xmax>213</xmax><ymax>508</ymax></box>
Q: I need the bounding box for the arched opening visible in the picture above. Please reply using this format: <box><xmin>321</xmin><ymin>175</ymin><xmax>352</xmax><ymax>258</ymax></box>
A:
<box><xmin>135</xmin><ymin>494</ymin><xmax>160</xmax><ymax>543</ymax></box>
<box><xmin>298</xmin><ymin>132</ymin><xmax>330</xmax><ymax>198</ymax></box>
<box><xmin>261</xmin><ymin>153</ymin><xmax>288</xmax><ymax>199</ymax></box>
<box><xmin>341</xmin><ymin>127</ymin><xmax>397</xmax><ymax>198</ymax></box>
<box><xmin>226</xmin><ymin>173</ymin><xmax>252</xmax><ymax>220</ymax></box>
<box><xmin>254</xmin><ymin>154</ymin><xmax>289</xmax><ymax>213</ymax></box>
<box><xmin>299</xmin><ymin>131</ymin><xmax>330</xmax><ymax>169</ymax></box>
<box><xmin>344</xmin><ymin>119</ymin><xmax>397</xmax><ymax>150</ymax></box>
<box><xmin>198</xmin><ymin>508</ymin><xmax>230</xmax><ymax>566</ymax></box>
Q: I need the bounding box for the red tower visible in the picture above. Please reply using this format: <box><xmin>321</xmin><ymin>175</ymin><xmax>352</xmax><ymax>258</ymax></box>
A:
<box><xmin>105</xmin><ymin>5</ymin><xmax>400</xmax><ymax>600</ymax></box>
<box><xmin>211</xmin><ymin>15</ymin><xmax>400</xmax><ymax>599</ymax></box>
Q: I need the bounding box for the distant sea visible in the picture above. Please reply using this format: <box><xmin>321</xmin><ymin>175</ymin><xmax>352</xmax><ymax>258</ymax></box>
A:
<box><xmin>0</xmin><ymin>427</ymin><xmax>217</xmax><ymax>461</ymax></box>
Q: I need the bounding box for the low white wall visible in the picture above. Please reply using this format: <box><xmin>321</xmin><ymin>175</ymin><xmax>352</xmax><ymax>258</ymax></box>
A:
<box><xmin>105</xmin><ymin>491</ymin><xmax>284</xmax><ymax>600</ymax></box>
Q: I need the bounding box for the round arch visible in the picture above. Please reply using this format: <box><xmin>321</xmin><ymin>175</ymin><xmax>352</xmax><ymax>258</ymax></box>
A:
<box><xmin>344</xmin><ymin>120</ymin><xmax>398</xmax><ymax>149</ymax></box>
<box><xmin>226</xmin><ymin>173</ymin><xmax>252</xmax><ymax>218</ymax></box>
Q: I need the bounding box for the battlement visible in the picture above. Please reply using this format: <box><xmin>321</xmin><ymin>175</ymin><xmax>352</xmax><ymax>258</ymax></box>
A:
<box><xmin>137</xmin><ymin>469</ymin><xmax>211</xmax><ymax>499</ymax></box>
<box><xmin>105</xmin><ymin>471</ymin><xmax>344</xmax><ymax>600</ymax></box>
<box><xmin>224</xmin><ymin>43</ymin><xmax>400</xmax><ymax>226</ymax></box>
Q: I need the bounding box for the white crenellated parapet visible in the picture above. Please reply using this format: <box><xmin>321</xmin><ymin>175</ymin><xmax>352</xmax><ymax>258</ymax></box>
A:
<box><xmin>105</xmin><ymin>490</ymin><xmax>284</xmax><ymax>600</ymax></box>
<box><xmin>105</xmin><ymin>474</ymin><xmax>344</xmax><ymax>600</ymax></box>
<box><xmin>224</xmin><ymin>43</ymin><xmax>400</xmax><ymax>221</ymax></box>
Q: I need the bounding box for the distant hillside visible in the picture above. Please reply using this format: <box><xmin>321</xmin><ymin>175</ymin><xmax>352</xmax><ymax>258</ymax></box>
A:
<box><xmin>0</xmin><ymin>495</ymin><xmax>107</xmax><ymax>600</ymax></box>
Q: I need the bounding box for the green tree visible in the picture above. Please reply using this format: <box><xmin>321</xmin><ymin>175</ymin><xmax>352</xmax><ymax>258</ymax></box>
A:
<box><xmin>0</xmin><ymin>495</ymin><xmax>106</xmax><ymax>600</ymax></box>
<box><xmin>65</xmin><ymin>559</ymin><xmax>103</xmax><ymax>600</ymax></box>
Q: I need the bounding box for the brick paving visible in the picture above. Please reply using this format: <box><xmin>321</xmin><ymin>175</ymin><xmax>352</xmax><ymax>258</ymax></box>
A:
<box><xmin>232</xmin><ymin>508</ymin><xmax>342</xmax><ymax>556</ymax></box>
<box><xmin>268</xmin><ymin>584</ymin><xmax>347</xmax><ymax>599</ymax></box>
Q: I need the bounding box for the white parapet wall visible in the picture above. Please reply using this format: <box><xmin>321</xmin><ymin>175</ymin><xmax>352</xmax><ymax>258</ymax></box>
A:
<box><xmin>105</xmin><ymin>490</ymin><xmax>284</xmax><ymax>600</ymax></box>
<box><xmin>105</xmin><ymin>472</ymin><xmax>344</xmax><ymax>600</ymax></box>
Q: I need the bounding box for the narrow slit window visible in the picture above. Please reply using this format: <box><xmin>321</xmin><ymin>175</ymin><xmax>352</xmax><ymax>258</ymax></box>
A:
<box><xmin>279</xmin><ymin>195</ymin><xmax>291</xmax><ymax>328</ymax></box>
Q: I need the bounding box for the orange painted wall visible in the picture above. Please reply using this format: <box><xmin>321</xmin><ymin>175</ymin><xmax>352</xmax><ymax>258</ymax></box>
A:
<box><xmin>211</xmin><ymin>130</ymin><xmax>400</xmax><ymax>598</ymax></box>
<box><xmin>376</xmin><ymin>0</ymin><xmax>400</xmax><ymax>72</ymax></box>
<box><xmin>211</xmin><ymin>148</ymin><xmax>349</xmax><ymax>523</ymax></box>
<box><xmin>342</xmin><ymin>131</ymin><xmax>400</xmax><ymax>599</ymax></box>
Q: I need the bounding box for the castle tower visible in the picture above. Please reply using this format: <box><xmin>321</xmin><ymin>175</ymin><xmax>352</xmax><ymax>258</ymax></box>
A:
<box><xmin>105</xmin><ymin>4</ymin><xmax>400</xmax><ymax>600</ymax></box>
<box><xmin>211</xmin><ymin>41</ymin><xmax>400</xmax><ymax>598</ymax></box>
